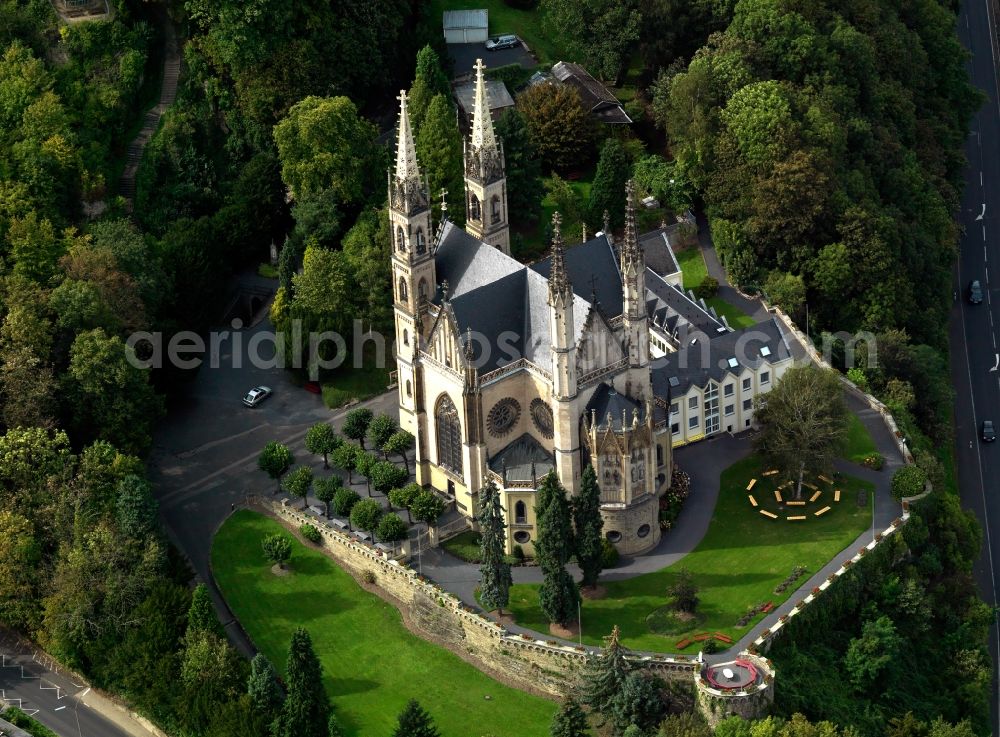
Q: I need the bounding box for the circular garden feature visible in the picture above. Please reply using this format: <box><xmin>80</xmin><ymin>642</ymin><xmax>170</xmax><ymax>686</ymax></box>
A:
<box><xmin>745</xmin><ymin>470</ymin><xmax>843</xmax><ymax>522</ymax></box>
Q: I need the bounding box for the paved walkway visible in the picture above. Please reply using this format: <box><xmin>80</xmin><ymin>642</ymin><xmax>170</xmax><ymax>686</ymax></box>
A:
<box><xmin>695</xmin><ymin>212</ymin><xmax>770</xmax><ymax>323</ymax></box>
<box><xmin>118</xmin><ymin>9</ymin><xmax>179</xmax><ymax>204</ymax></box>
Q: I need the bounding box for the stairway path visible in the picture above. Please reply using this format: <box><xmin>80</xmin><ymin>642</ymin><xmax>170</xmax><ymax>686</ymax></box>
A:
<box><xmin>117</xmin><ymin>13</ymin><xmax>179</xmax><ymax>205</ymax></box>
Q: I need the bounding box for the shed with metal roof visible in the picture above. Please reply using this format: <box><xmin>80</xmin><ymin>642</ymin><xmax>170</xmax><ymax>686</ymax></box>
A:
<box><xmin>443</xmin><ymin>9</ymin><xmax>489</xmax><ymax>43</ymax></box>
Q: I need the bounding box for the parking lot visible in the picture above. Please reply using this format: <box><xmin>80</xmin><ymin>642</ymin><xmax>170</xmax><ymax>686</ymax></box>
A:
<box><xmin>448</xmin><ymin>41</ymin><xmax>537</xmax><ymax>78</ymax></box>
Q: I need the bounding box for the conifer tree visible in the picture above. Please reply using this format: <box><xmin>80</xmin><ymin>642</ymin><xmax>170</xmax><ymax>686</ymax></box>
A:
<box><xmin>496</xmin><ymin>109</ymin><xmax>544</xmax><ymax>226</ymax></box>
<box><xmin>477</xmin><ymin>478</ymin><xmax>512</xmax><ymax>618</ymax></box>
<box><xmin>550</xmin><ymin>697</ymin><xmax>591</xmax><ymax>737</ymax></box>
<box><xmin>247</xmin><ymin>652</ymin><xmax>284</xmax><ymax>717</ymax></box>
<box><xmin>187</xmin><ymin>583</ymin><xmax>224</xmax><ymax>638</ymax></box>
<box><xmin>536</xmin><ymin>472</ymin><xmax>579</xmax><ymax>627</ymax></box>
<box><xmin>417</xmin><ymin>94</ymin><xmax>465</xmax><ymax>225</ymax></box>
<box><xmin>409</xmin><ymin>45</ymin><xmax>450</xmax><ymax>134</ymax></box>
<box><xmin>581</xmin><ymin>626</ymin><xmax>630</xmax><ymax>718</ymax></box>
<box><xmin>574</xmin><ymin>465</ymin><xmax>604</xmax><ymax>589</ymax></box>
<box><xmin>587</xmin><ymin>138</ymin><xmax>631</xmax><ymax>231</ymax></box>
<box><xmin>392</xmin><ymin>698</ymin><xmax>441</xmax><ymax>737</ymax></box>
<box><xmin>273</xmin><ymin>628</ymin><xmax>330</xmax><ymax>737</ymax></box>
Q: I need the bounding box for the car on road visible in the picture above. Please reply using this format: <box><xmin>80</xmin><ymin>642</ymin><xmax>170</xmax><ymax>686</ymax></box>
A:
<box><xmin>242</xmin><ymin>386</ymin><xmax>272</xmax><ymax>407</ymax></box>
<box><xmin>968</xmin><ymin>279</ymin><xmax>983</xmax><ymax>304</ymax></box>
<box><xmin>485</xmin><ymin>35</ymin><xmax>519</xmax><ymax>51</ymax></box>
<box><xmin>983</xmin><ymin>420</ymin><xmax>996</xmax><ymax>442</ymax></box>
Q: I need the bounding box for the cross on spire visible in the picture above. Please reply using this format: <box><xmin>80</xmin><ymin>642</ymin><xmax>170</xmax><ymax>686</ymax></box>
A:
<box><xmin>439</xmin><ymin>187</ymin><xmax>449</xmax><ymax>214</ymax></box>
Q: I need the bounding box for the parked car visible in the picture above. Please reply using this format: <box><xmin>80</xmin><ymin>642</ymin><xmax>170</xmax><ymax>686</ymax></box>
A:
<box><xmin>983</xmin><ymin>420</ymin><xmax>996</xmax><ymax>442</ymax></box>
<box><xmin>485</xmin><ymin>34</ymin><xmax>519</xmax><ymax>51</ymax></box>
<box><xmin>243</xmin><ymin>386</ymin><xmax>272</xmax><ymax>407</ymax></box>
<box><xmin>969</xmin><ymin>279</ymin><xmax>983</xmax><ymax>304</ymax></box>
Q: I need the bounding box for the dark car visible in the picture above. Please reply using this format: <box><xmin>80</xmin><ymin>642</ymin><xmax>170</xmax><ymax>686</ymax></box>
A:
<box><xmin>969</xmin><ymin>279</ymin><xmax>983</xmax><ymax>304</ymax></box>
<box><xmin>983</xmin><ymin>420</ymin><xmax>996</xmax><ymax>442</ymax></box>
<box><xmin>485</xmin><ymin>34</ymin><xmax>519</xmax><ymax>51</ymax></box>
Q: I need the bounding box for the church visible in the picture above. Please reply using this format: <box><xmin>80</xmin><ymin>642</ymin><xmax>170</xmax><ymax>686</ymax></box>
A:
<box><xmin>389</xmin><ymin>60</ymin><xmax>793</xmax><ymax>556</ymax></box>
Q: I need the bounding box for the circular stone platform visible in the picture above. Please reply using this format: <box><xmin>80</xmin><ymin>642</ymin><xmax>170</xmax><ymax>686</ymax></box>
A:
<box><xmin>703</xmin><ymin>659</ymin><xmax>759</xmax><ymax>690</ymax></box>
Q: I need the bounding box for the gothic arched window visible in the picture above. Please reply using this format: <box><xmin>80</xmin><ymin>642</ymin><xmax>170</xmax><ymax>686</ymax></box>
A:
<box><xmin>398</xmin><ymin>277</ymin><xmax>408</xmax><ymax>302</ymax></box>
<box><xmin>515</xmin><ymin>500</ymin><xmax>526</xmax><ymax>524</ymax></box>
<box><xmin>396</xmin><ymin>226</ymin><xmax>405</xmax><ymax>252</ymax></box>
<box><xmin>405</xmin><ymin>380</ymin><xmax>412</xmax><ymax>397</ymax></box>
<box><xmin>435</xmin><ymin>394</ymin><xmax>463</xmax><ymax>474</ymax></box>
<box><xmin>415</xmin><ymin>228</ymin><xmax>426</xmax><ymax>254</ymax></box>
<box><xmin>469</xmin><ymin>194</ymin><xmax>481</xmax><ymax>222</ymax></box>
<box><xmin>491</xmin><ymin>195</ymin><xmax>502</xmax><ymax>224</ymax></box>
<box><xmin>403</xmin><ymin>329</ymin><xmax>409</xmax><ymax>346</ymax></box>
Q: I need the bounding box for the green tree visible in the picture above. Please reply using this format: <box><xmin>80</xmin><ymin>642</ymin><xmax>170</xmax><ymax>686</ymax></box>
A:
<box><xmin>668</xmin><ymin>568</ymin><xmax>699</xmax><ymax>613</ymax></box>
<box><xmin>574</xmin><ymin>465</ymin><xmax>605</xmax><ymax>590</ymax></box>
<box><xmin>392</xmin><ymin>699</ymin><xmax>440</xmax><ymax>737</ymax></box>
<box><xmin>274</xmin><ymin>628</ymin><xmax>330</xmax><ymax>737</ymax></box>
<box><xmin>333</xmin><ymin>487</ymin><xmax>361</xmax><ymax>518</ymax></box>
<box><xmin>658</xmin><ymin>711</ymin><xmax>713</xmax><ymax>737</ymax></box>
<box><xmin>587</xmin><ymin>139</ymin><xmax>631</xmax><ymax>230</ymax></box>
<box><xmin>610</xmin><ymin>673</ymin><xmax>668</xmax><ymax>735</ymax></box>
<box><xmin>247</xmin><ymin>652</ymin><xmax>284</xmax><ymax>717</ymax></box>
<box><xmin>356</xmin><ymin>451</ymin><xmax>378</xmax><ymax>496</ymax></box>
<box><xmin>259</xmin><ymin>441</ymin><xmax>294</xmax><ymax>493</ymax></box>
<box><xmin>477</xmin><ymin>478</ymin><xmax>512</xmax><ymax>617</ymax></box>
<box><xmin>763</xmin><ymin>271</ymin><xmax>806</xmax><ymax>320</ymax></box>
<box><xmin>305</xmin><ymin>422</ymin><xmax>339</xmax><ymax>468</ymax></box>
<box><xmin>517</xmin><ymin>82</ymin><xmax>594</xmax><ymax>173</ymax></box>
<box><xmin>262</xmin><ymin>534</ymin><xmax>292</xmax><ymax>569</ymax></box>
<box><xmin>541</xmin><ymin>0</ymin><xmax>642</xmax><ymax>82</ymax></box>
<box><xmin>384</xmin><ymin>430</ymin><xmax>415</xmax><ymax>474</ymax></box>
<box><xmin>187</xmin><ymin>583</ymin><xmax>224</xmax><ymax>638</ymax></box>
<box><xmin>891</xmin><ymin>466</ymin><xmax>928</xmax><ymax>502</ymax></box>
<box><xmin>753</xmin><ymin>364</ymin><xmax>848</xmax><ymax>499</ymax></box>
<box><xmin>581</xmin><ymin>626</ymin><xmax>630</xmax><ymax>717</ymax></box>
<box><xmin>314</xmin><ymin>476</ymin><xmax>343</xmax><ymax>518</ymax></box>
<box><xmin>116</xmin><ymin>474</ymin><xmax>158</xmax><ymax>541</ymax></box>
<box><xmin>341</xmin><ymin>207</ymin><xmax>393</xmax><ymax>332</ymax></box>
<box><xmin>550</xmin><ymin>697</ymin><xmax>591</xmax><ymax>737</ymax></box>
<box><xmin>282</xmin><ymin>465</ymin><xmax>314</xmax><ymax>508</ymax></box>
<box><xmin>495</xmin><ymin>109</ymin><xmax>544</xmax><ymax>225</ymax></box>
<box><xmin>371</xmin><ymin>460</ymin><xmax>408</xmax><ymax>496</ymax></box>
<box><xmin>409</xmin><ymin>45</ymin><xmax>450</xmax><ymax>134</ymax></box>
<box><xmin>411</xmin><ymin>489</ymin><xmax>446</xmax><ymax>527</ymax></box>
<box><xmin>536</xmin><ymin>472</ymin><xmax>579</xmax><ymax>627</ymax></box>
<box><xmin>376</xmin><ymin>513</ymin><xmax>408</xmax><ymax>543</ymax></box>
<box><xmin>845</xmin><ymin>616</ymin><xmax>902</xmax><ymax>691</ymax></box>
<box><xmin>273</xmin><ymin>96</ymin><xmax>376</xmax><ymax>203</ymax></box>
<box><xmin>389</xmin><ymin>482</ymin><xmax>421</xmax><ymax>523</ymax></box>
<box><xmin>0</xmin><ymin>510</ymin><xmax>40</xmax><ymax>630</ymax></box>
<box><xmin>416</xmin><ymin>94</ymin><xmax>465</xmax><ymax>223</ymax></box>
<box><xmin>332</xmin><ymin>442</ymin><xmax>360</xmax><ymax>483</ymax></box>
<box><xmin>350</xmin><ymin>498</ymin><xmax>383</xmax><ymax>533</ymax></box>
<box><xmin>367</xmin><ymin>413</ymin><xmax>398</xmax><ymax>457</ymax></box>
<box><xmin>343</xmin><ymin>408</ymin><xmax>373</xmax><ymax>449</ymax></box>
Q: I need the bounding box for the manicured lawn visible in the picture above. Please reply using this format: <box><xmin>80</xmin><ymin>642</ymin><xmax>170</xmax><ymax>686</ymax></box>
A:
<box><xmin>429</xmin><ymin>0</ymin><xmax>567</xmax><ymax>64</ymax></box>
<box><xmin>842</xmin><ymin>413</ymin><xmax>878</xmax><ymax>463</ymax></box>
<box><xmin>707</xmin><ymin>297</ymin><xmax>756</xmax><ymax>330</ymax></box>
<box><xmin>441</xmin><ymin>529</ymin><xmax>482</xmax><ymax>562</ymax></box>
<box><xmin>320</xmin><ymin>344</ymin><xmax>395</xmax><ymax>409</ymax></box>
<box><xmin>504</xmin><ymin>456</ymin><xmax>872</xmax><ymax>652</ymax></box>
<box><xmin>676</xmin><ymin>246</ymin><xmax>709</xmax><ymax>291</ymax></box>
<box><xmin>213</xmin><ymin>512</ymin><xmax>555</xmax><ymax>737</ymax></box>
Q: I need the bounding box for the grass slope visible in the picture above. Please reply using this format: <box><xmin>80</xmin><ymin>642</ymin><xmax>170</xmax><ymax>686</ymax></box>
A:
<box><xmin>842</xmin><ymin>413</ymin><xmax>878</xmax><ymax>463</ymax></box>
<box><xmin>505</xmin><ymin>456</ymin><xmax>872</xmax><ymax>651</ymax></box>
<box><xmin>212</xmin><ymin>512</ymin><xmax>555</xmax><ymax>737</ymax></box>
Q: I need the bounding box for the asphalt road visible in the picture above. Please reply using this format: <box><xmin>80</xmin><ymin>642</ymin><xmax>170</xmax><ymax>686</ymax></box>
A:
<box><xmin>953</xmin><ymin>2</ymin><xmax>1000</xmax><ymax>733</ymax></box>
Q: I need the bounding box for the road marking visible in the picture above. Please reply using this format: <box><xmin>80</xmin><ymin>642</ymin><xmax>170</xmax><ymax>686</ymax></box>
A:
<box><xmin>977</xmin><ymin>203</ymin><xmax>986</xmax><ymax>220</ymax></box>
<box><xmin>990</xmin><ymin>354</ymin><xmax>998</xmax><ymax>371</ymax></box>
<box><xmin>55</xmin><ymin>705</ymin><xmax>65</xmax><ymax>711</ymax></box>
<box><xmin>79</xmin><ymin>687</ymin><xmax>90</xmax><ymax>697</ymax></box>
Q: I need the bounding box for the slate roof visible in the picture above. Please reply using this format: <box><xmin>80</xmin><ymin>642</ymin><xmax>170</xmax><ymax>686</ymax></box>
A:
<box><xmin>645</xmin><ymin>269</ymin><xmax>725</xmax><ymax>338</ymax></box>
<box><xmin>639</xmin><ymin>226</ymin><xmax>682</xmax><ymax>278</ymax></box>
<box><xmin>650</xmin><ymin>317</ymin><xmax>792</xmax><ymax>399</ymax></box>
<box><xmin>454</xmin><ymin>79</ymin><xmax>515</xmax><ymax>123</ymax></box>
<box><xmin>586</xmin><ymin>382</ymin><xmax>646</xmax><ymax>431</ymax></box>
<box><xmin>551</xmin><ymin>61</ymin><xmax>632</xmax><ymax>125</ymax></box>
<box><xmin>530</xmin><ymin>234</ymin><xmax>623</xmax><ymax>316</ymax></box>
<box><xmin>443</xmin><ymin>9</ymin><xmax>488</xmax><ymax>30</ymax></box>
<box><xmin>488</xmin><ymin>433</ymin><xmax>555</xmax><ymax>482</ymax></box>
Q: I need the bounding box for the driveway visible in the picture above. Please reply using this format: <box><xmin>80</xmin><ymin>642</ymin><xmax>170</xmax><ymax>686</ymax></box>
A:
<box><xmin>148</xmin><ymin>313</ymin><xmax>398</xmax><ymax>655</ymax></box>
<box><xmin>448</xmin><ymin>42</ymin><xmax>536</xmax><ymax>78</ymax></box>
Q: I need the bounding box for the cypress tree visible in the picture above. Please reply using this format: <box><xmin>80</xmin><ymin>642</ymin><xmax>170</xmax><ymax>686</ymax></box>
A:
<box><xmin>416</xmin><ymin>94</ymin><xmax>465</xmax><ymax>226</ymax></box>
<box><xmin>392</xmin><ymin>698</ymin><xmax>440</xmax><ymax>737</ymax></box>
<box><xmin>187</xmin><ymin>583</ymin><xmax>224</xmax><ymax>638</ymax></box>
<box><xmin>587</xmin><ymin>138</ymin><xmax>631</xmax><ymax>231</ymax></box>
<box><xmin>496</xmin><ymin>109</ymin><xmax>544</xmax><ymax>226</ymax></box>
<box><xmin>247</xmin><ymin>652</ymin><xmax>284</xmax><ymax>717</ymax></box>
<box><xmin>550</xmin><ymin>697</ymin><xmax>591</xmax><ymax>737</ymax></box>
<box><xmin>273</xmin><ymin>628</ymin><xmax>330</xmax><ymax>737</ymax></box>
<box><xmin>580</xmin><ymin>626</ymin><xmax>630</xmax><ymax>718</ymax></box>
<box><xmin>477</xmin><ymin>478</ymin><xmax>513</xmax><ymax>617</ymax></box>
<box><xmin>574</xmin><ymin>465</ymin><xmax>604</xmax><ymax>589</ymax></box>
<box><xmin>536</xmin><ymin>473</ymin><xmax>579</xmax><ymax>627</ymax></box>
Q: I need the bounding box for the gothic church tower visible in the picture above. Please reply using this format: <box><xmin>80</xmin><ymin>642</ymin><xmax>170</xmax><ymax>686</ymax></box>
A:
<box><xmin>548</xmin><ymin>213</ymin><xmax>581</xmax><ymax>492</ymax></box>
<box><xmin>620</xmin><ymin>180</ymin><xmax>651</xmax><ymax>398</ymax></box>
<box><xmin>389</xmin><ymin>90</ymin><xmax>435</xmax><ymax>444</ymax></box>
<box><xmin>463</xmin><ymin>59</ymin><xmax>510</xmax><ymax>254</ymax></box>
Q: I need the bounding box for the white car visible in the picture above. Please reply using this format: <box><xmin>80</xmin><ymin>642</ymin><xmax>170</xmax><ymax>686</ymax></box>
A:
<box><xmin>243</xmin><ymin>386</ymin><xmax>272</xmax><ymax>407</ymax></box>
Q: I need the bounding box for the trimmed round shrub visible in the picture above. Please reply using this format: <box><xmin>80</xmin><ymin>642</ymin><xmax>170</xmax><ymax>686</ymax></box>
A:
<box><xmin>862</xmin><ymin>452</ymin><xmax>884</xmax><ymax>470</ymax></box>
<box><xmin>333</xmin><ymin>487</ymin><xmax>361</xmax><ymax>517</ymax></box>
<box><xmin>600</xmin><ymin>538</ymin><xmax>619</xmax><ymax>569</ymax></box>
<box><xmin>891</xmin><ymin>465</ymin><xmax>927</xmax><ymax>501</ymax></box>
<box><xmin>376</xmin><ymin>512</ymin><xmax>407</xmax><ymax>542</ymax></box>
<box><xmin>300</xmin><ymin>523</ymin><xmax>322</xmax><ymax>544</ymax></box>
<box><xmin>350</xmin><ymin>498</ymin><xmax>383</xmax><ymax>532</ymax></box>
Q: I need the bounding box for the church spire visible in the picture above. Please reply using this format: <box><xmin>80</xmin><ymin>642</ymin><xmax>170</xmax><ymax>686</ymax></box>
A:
<box><xmin>548</xmin><ymin>212</ymin><xmax>572</xmax><ymax>306</ymax></box>
<box><xmin>621</xmin><ymin>179</ymin><xmax>641</xmax><ymax>270</ymax></box>
<box><xmin>394</xmin><ymin>89</ymin><xmax>420</xmax><ymax>183</ymax></box>
<box><xmin>470</xmin><ymin>59</ymin><xmax>498</xmax><ymax>154</ymax></box>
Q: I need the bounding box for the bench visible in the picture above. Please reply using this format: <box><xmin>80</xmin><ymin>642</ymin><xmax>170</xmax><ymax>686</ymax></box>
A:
<box><xmin>759</xmin><ymin>510</ymin><xmax>778</xmax><ymax>519</ymax></box>
<box><xmin>746</xmin><ymin>479</ymin><xmax>757</xmax><ymax>491</ymax></box>
<box><xmin>786</xmin><ymin>500</ymin><xmax>806</xmax><ymax>506</ymax></box>
<box><xmin>693</xmin><ymin>633</ymin><xmax>712</xmax><ymax>642</ymax></box>
<box><xmin>761</xmin><ymin>602</ymin><xmax>774</xmax><ymax>613</ymax></box>
<box><xmin>763</xmin><ymin>469</ymin><xmax>779</xmax><ymax>476</ymax></box>
<box><xmin>819</xmin><ymin>475</ymin><xmax>833</xmax><ymax>484</ymax></box>
<box><xmin>787</xmin><ymin>515</ymin><xmax>806</xmax><ymax>521</ymax></box>
<box><xmin>815</xmin><ymin>506</ymin><xmax>831</xmax><ymax>516</ymax></box>
<box><xmin>675</xmin><ymin>638</ymin><xmax>692</xmax><ymax>649</ymax></box>
<box><xmin>748</xmin><ymin>495</ymin><xmax>758</xmax><ymax>507</ymax></box>
<box><xmin>774</xmin><ymin>489</ymin><xmax>783</xmax><ymax>502</ymax></box>
<box><xmin>713</xmin><ymin>632</ymin><xmax>733</xmax><ymax>644</ymax></box>
<box><xmin>809</xmin><ymin>491</ymin><xmax>822</xmax><ymax>502</ymax></box>
<box><xmin>834</xmin><ymin>489</ymin><xmax>841</xmax><ymax>502</ymax></box>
